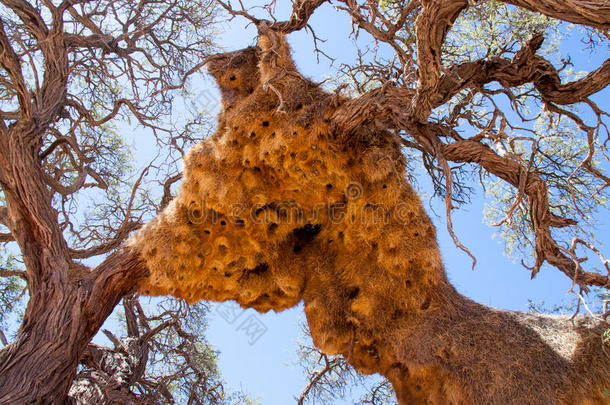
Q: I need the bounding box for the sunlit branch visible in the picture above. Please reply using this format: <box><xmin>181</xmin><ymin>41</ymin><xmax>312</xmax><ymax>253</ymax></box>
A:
<box><xmin>0</xmin><ymin>269</ymin><xmax>26</xmax><ymax>279</ymax></box>
<box><xmin>217</xmin><ymin>0</ymin><xmax>327</xmax><ymax>33</ymax></box>
<box><xmin>0</xmin><ymin>20</ymin><xmax>30</xmax><ymax>116</ymax></box>
<box><xmin>500</xmin><ymin>0</ymin><xmax>610</xmax><ymax>30</ymax></box>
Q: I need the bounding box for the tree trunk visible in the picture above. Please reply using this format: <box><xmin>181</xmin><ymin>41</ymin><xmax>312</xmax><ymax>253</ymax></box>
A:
<box><xmin>0</xmin><ymin>248</ymin><xmax>147</xmax><ymax>404</ymax></box>
<box><xmin>0</xmin><ymin>116</ymin><xmax>147</xmax><ymax>404</ymax></box>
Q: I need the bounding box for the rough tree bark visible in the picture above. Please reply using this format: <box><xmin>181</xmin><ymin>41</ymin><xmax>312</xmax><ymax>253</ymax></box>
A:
<box><xmin>0</xmin><ymin>231</ymin><xmax>146</xmax><ymax>403</ymax></box>
<box><xmin>0</xmin><ymin>248</ymin><xmax>146</xmax><ymax>403</ymax></box>
<box><xmin>500</xmin><ymin>0</ymin><xmax>610</xmax><ymax>29</ymax></box>
<box><xmin>0</xmin><ymin>0</ymin><xmax>210</xmax><ymax>401</ymax></box>
<box><xmin>0</xmin><ymin>29</ymin><xmax>147</xmax><ymax>404</ymax></box>
<box><xmin>0</xmin><ymin>4</ymin><xmax>149</xmax><ymax>398</ymax></box>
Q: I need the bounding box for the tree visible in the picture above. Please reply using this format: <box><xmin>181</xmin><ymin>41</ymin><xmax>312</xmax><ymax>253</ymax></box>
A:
<box><xmin>68</xmin><ymin>295</ymin><xmax>243</xmax><ymax>404</ymax></box>
<box><xmin>1</xmin><ymin>0</ymin><xmax>610</xmax><ymax>404</ymax></box>
<box><xmin>295</xmin><ymin>322</ymin><xmax>398</xmax><ymax>405</ymax></box>
<box><xmin>0</xmin><ymin>0</ymin><xmax>224</xmax><ymax>401</ymax></box>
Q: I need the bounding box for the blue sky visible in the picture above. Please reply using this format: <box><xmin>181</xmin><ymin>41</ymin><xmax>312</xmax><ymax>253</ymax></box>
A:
<box><xmin>190</xmin><ymin>3</ymin><xmax>610</xmax><ymax>404</ymax></box>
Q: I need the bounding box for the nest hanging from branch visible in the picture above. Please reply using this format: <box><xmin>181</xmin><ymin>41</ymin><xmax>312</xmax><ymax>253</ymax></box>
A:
<box><xmin>129</xmin><ymin>28</ymin><xmax>610</xmax><ymax>404</ymax></box>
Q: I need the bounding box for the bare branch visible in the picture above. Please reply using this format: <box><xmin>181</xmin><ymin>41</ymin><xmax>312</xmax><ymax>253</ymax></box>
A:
<box><xmin>0</xmin><ymin>269</ymin><xmax>26</xmax><ymax>279</ymax></box>
<box><xmin>66</xmin><ymin>98</ymin><xmax>157</xmax><ymax>128</ymax></box>
<box><xmin>441</xmin><ymin>138</ymin><xmax>608</xmax><ymax>287</ymax></box>
<box><xmin>413</xmin><ymin>0</ymin><xmax>468</xmax><ymax>120</ymax></box>
<box><xmin>436</xmin><ymin>149</ymin><xmax>477</xmax><ymax>268</ymax></box>
<box><xmin>217</xmin><ymin>0</ymin><xmax>328</xmax><ymax>33</ymax></box>
<box><xmin>297</xmin><ymin>354</ymin><xmax>343</xmax><ymax>405</ymax></box>
<box><xmin>69</xmin><ymin>221</ymin><xmax>141</xmax><ymax>259</ymax></box>
<box><xmin>159</xmin><ymin>174</ymin><xmax>182</xmax><ymax>211</ymax></box>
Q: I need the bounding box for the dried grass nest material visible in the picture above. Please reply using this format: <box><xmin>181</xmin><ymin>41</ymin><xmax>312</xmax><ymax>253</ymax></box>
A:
<box><xmin>129</xmin><ymin>31</ymin><xmax>610</xmax><ymax>404</ymax></box>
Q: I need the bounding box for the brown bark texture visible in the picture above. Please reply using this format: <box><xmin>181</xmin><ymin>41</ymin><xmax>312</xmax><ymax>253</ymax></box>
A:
<box><xmin>0</xmin><ymin>245</ymin><xmax>147</xmax><ymax>403</ymax></box>
<box><xmin>0</xmin><ymin>18</ymin><xmax>147</xmax><ymax>401</ymax></box>
<box><xmin>0</xmin><ymin>0</ymin><xmax>201</xmax><ymax>401</ymax></box>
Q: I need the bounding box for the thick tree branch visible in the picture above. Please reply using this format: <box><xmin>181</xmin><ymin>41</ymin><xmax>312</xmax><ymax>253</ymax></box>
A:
<box><xmin>441</xmin><ymin>137</ymin><xmax>609</xmax><ymax>287</ymax></box>
<box><xmin>0</xmin><ymin>134</ymin><xmax>70</xmax><ymax>288</ymax></box>
<box><xmin>2</xmin><ymin>1</ymin><xmax>69</xmax><ymax>138</ymax></box>
<box><xmin>334</xmin><ymin>35</ymin><xmax>609</xmax><ymax>134</ymax></box>
<box><xmin>331</xmin><ymin>85</ymin><xmax>416</xmax><ymax>138</ymax></box>
<box><xmin>272</xmin><ymin>0</ymin><xmax>328</xmax><ymax>33</ymax></box>
<box><xmin>2</xmin><ymin>0</ymin><xmax>50</xmax><ymax>41</ymax></box>
<box><xmin>71</xmin><ymin>335</ymin><xmax>147</xmax><ymax>404</ymax></box>
<box><xmin>434</xmin><ymin>34</ymin><xmax>610</xmax><ymax>107</ymax></box>
<box><xmin>500</xmin><ymin>0</ymin><xmax>610</xmax><ymax>30</ymax></box>
<box><xmin>123</xmin><ymin>295</ymin><xmax>139</xmax><ymax>338</ymax></box>
<box><xmin>63</xmin><ymin>33</ymin><xmax>134</xmax><ymax>56</ymax></box>
<box><xmin>0</xmin><ymin>20</ymin><xmax>31</xmax><ymax>117</ymax></box>
<box><xmin>413</xmin><ymin>0</ymin><xmax>467</xmax><ymax>120</ymax></box>
<box><xmin>0</xmin><ymin>269</ymin><xmax>26</xmax><ymax>279</ymax></box>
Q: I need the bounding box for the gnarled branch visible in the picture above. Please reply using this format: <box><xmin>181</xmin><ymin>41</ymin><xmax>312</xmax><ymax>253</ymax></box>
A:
<box><xmin>500</xmin><ymin>0</ymin><xmax>610</xmax><ymax>30</ymax></box>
